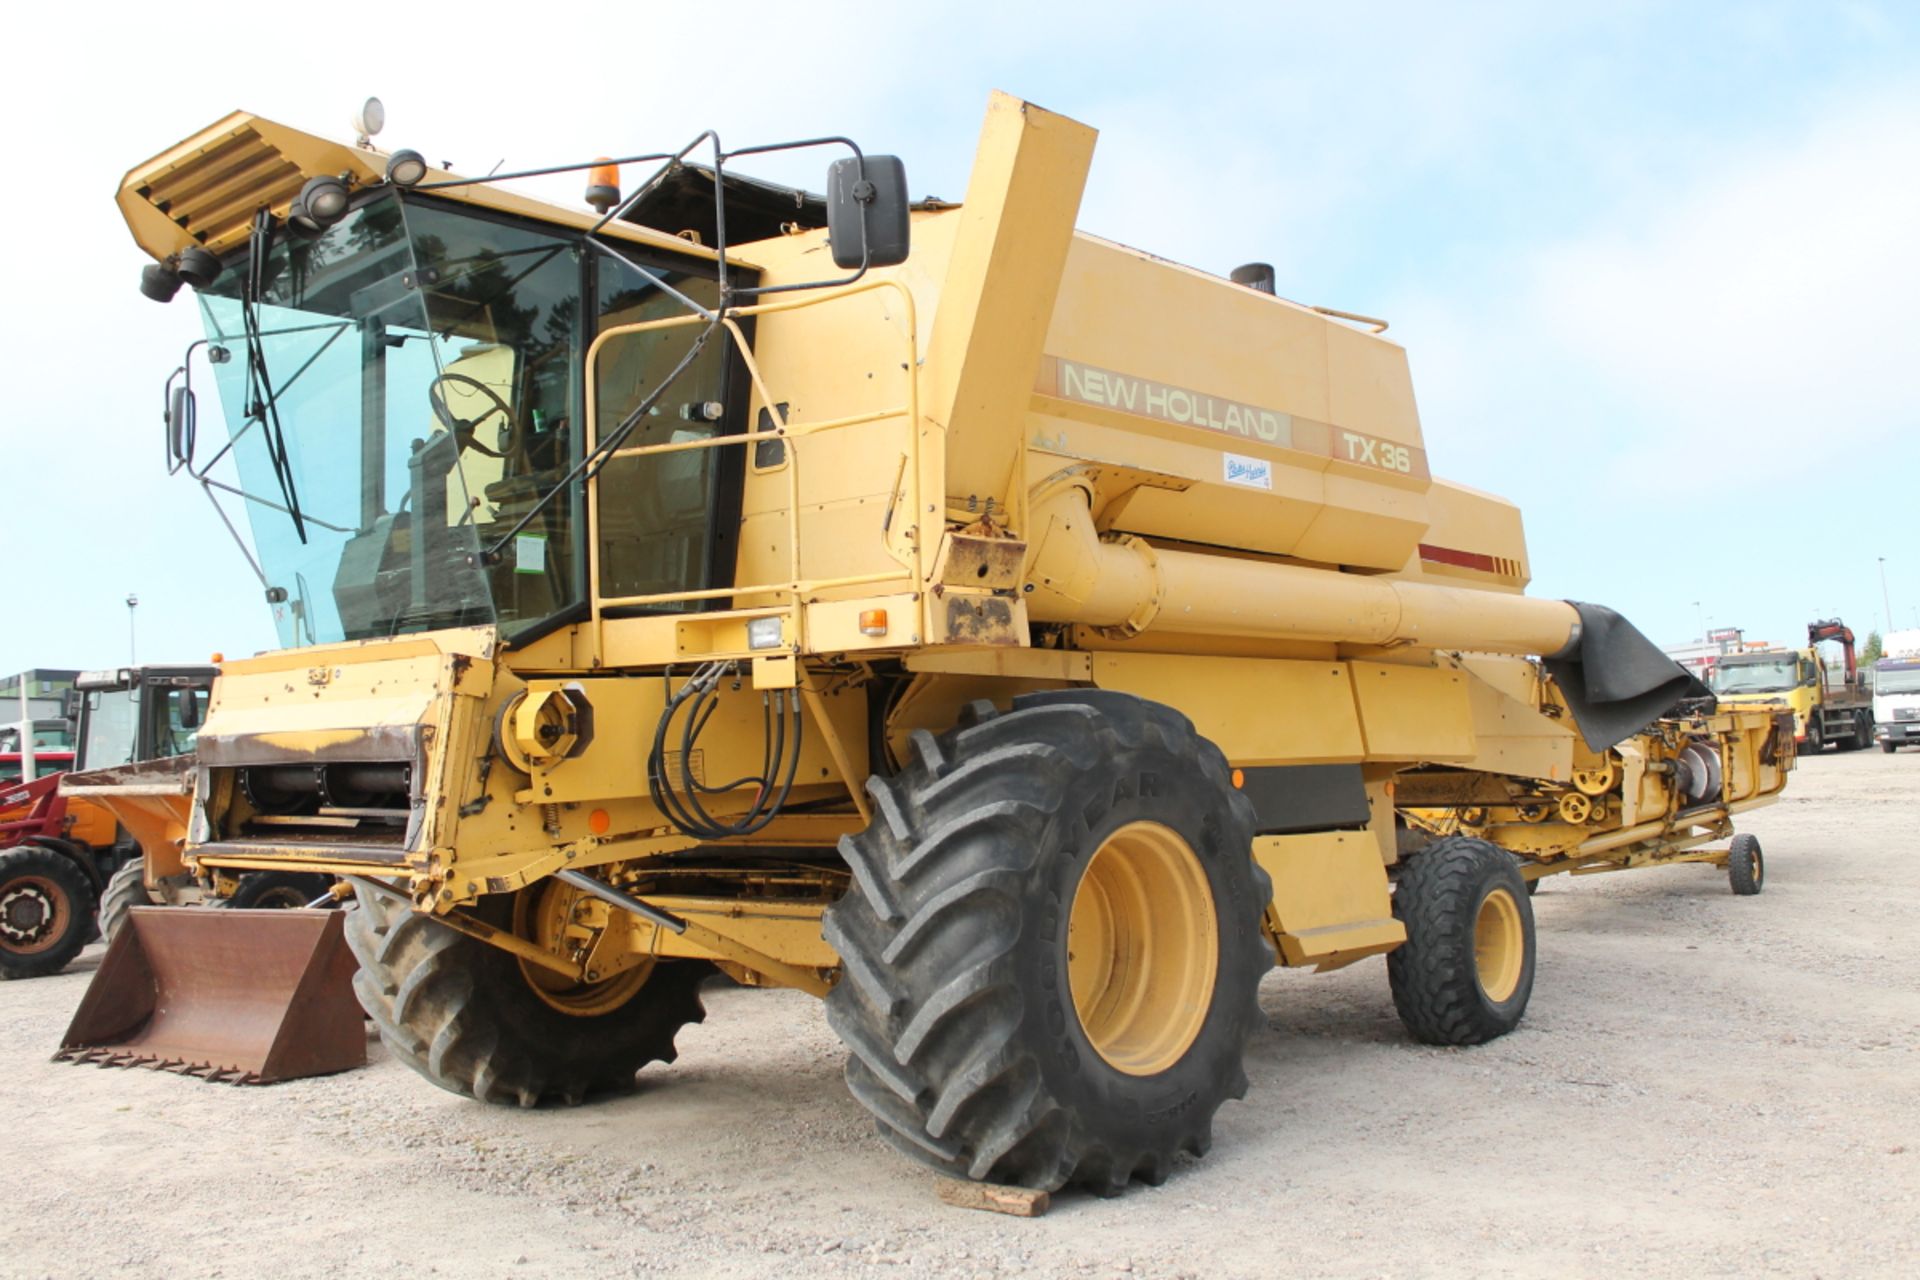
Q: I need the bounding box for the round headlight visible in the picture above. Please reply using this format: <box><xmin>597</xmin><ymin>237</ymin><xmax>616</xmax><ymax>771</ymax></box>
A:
<box><xmin>140</xmin><ymin>262</ymin><xmax>183</xmax><ymax>303</ymax></box>
<box><xmin>292</xmin><ymin>174</ymin><xmax>352</xmax><ymax>232</ymax></box>
<box><xmin>175</xmin><ymin>245</ymin><xmax>221</xmax><ymax>290</ymax></box>
<box><xmin>385</xmin><ymin>148</ymin><xmax>429</xmax><ymax>188</ymax></box>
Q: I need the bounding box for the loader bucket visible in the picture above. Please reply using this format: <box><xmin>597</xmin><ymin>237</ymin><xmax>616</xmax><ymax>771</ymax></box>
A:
<box><xmin>60</xmin><ymin>758</ymin><xmax>194</xmax><ymax>881</ymax></box>
<box><xmin>55</xmin><ymin>906</ymin><xmax>364</xmax><ymax>1084</ymax></box>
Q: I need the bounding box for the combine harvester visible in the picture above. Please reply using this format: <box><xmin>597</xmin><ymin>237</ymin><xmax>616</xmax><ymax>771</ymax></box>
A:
<box><xmin>83</xmin><ymin>93</ymin><xmax>1791</xmax><ymax>1187</ymax></box>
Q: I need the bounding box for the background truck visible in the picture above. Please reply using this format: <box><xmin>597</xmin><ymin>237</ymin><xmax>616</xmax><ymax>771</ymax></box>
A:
<box><xmin>1708</xmin><ymin>618</ymin><xmax>1874</xmax><ymax>752</ymax></box>
<box><xmin>93</xmin><ymin>92</ymin><xmax>1789</xmax><ymax>1190</ymax></box>
<box><xmin>0</xmin><ymin>665</ymin><xmax>215</xmax><ymax>977</ymax></box>
<box><xmin>1872</xmin><ymin>628</ymin><xmax>1920</xmax><ymax>752</ymax></box>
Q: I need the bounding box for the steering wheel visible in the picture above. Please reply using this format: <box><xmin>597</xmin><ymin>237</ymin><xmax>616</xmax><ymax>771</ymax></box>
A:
<box><xmin>428</xmin><ymin>372</ymin><xmax>521</xmax><ymax>458</ymax></box>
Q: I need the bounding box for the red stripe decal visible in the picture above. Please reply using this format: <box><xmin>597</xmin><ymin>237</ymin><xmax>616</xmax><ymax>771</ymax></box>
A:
<box><xmin>1419</xmin><ymin>543</ymin><xmax>1502</xmax><ymax>574</ymax></box>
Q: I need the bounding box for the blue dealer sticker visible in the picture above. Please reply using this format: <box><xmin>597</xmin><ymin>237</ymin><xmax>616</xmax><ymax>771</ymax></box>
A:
<box><xmin>1223</xmin><ymin>453</ymin><xmax>1273</xmax><ymax>490</ymax></box>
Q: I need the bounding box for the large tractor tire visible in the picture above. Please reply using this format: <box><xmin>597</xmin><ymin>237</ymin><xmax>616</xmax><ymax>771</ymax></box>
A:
<box><xmin>1388</xmin><ymin>836</ymin><xmax>1536</xmax><ymax>1046</ymax></box>
<box><xmin>824</xmin><ymin>691</ymin><xmax>1272</xmax><ymax>1194</ymax></box>
<box><xmin>98</xmin><ymin>859</ymin><xmax>154</xmax><ymax>944</ymax></box>
<box><xmin>344</xmin><ymin>881</ymin><xmax>712</xmax><ymax>1107</ymax></box>
<box><xmin>0</xmin><ymin>844</ymin><xmax>96</xmax><ymax>980</ymax></box>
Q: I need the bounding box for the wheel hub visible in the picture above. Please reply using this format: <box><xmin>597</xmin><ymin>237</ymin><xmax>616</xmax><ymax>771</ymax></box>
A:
<box><xmin>1473</xmin><ymin>888</ymin><xmax>1525</xmax><ymax>1003</ymax></box>
<box><xmin>1067</xmin><ymin>821</ymin><xmax>1218</xmax><ymax>1076</ymax></box>
<box><xmin>514</xmin><ymin>880</ymin><xmax>653</xmax><ymax>1016</ymax></box>
<box><xmin>1</xmin><ymin>879</ymin><xmax>63</xmax><ymax>951</ymax></box>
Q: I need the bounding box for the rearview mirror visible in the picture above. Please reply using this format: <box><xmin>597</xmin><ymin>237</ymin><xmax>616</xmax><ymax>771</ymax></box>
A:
<box><xmin>826</xmin><ymin>155</ymin><xmax>910</xmax><ymax>270</ymax></box>
<box><xmin>178</xmin><ymin>688</ymin><xmax>202</xmax><ymax>730</ymax></box>
<box><xmin>167</xmin><ymin>384</ymin><xmax>196</xmax><ymax>465</ymax></box>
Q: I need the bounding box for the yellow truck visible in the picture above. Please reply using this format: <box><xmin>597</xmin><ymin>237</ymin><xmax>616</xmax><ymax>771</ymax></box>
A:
<box><xmin>89</xmin><ymin>93</ymin><xmax>1791</xmax><ymax>1189</ymax></box>
<box><xmin>1709</xmin><ymin>619</ymin><xmax>1874</xmax><ymax>753</ymax></box>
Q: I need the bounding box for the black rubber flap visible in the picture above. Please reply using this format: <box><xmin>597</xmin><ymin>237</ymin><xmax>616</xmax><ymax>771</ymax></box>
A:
<box><xmin>1544</xmin><ymin>602</ymin><xmax>1713</xmax><ymax>750</ymax></box>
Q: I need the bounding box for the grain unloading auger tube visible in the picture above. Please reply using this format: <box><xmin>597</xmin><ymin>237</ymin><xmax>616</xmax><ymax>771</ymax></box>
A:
<box><xmin>107</xmin><ymin>91</ymin><xmax>1792</xmax><ymax>1191</ymax></box>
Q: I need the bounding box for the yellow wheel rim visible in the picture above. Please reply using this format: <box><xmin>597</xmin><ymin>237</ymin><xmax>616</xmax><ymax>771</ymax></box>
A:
<box><xmin>1474</xmin><ymin>887</ymin><xmax>1525</xmax><ymax>1004</ymax></box>
<box><xmin>514</xmin><ymin>881</ymin><xmax>653</xmax><ymax>1017</ymax></box>
<box><xmin>1067</xmin><ymin>821</ymin><xmax>1218</xmax><ymax>1076</ymax></box>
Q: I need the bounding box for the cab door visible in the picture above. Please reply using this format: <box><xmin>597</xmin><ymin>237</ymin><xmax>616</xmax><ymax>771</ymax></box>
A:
<box><xmin>590</xmin><ymin>257</ymin><xmax>750</xmax><ymax>614</ymax></box>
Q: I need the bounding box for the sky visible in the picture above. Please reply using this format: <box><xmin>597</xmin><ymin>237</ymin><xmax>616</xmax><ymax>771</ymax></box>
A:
<box><xmin>3</xmin><ymin>0</ymin><xmax>1917</xmax><ymax>683</ymax></box>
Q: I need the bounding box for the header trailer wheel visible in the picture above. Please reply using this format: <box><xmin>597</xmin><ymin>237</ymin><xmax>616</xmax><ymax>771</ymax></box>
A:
<box><xmin>1388</xmin><ymin>836</ymin><xmax>1537</xmax><ymax>1046</ymax></box>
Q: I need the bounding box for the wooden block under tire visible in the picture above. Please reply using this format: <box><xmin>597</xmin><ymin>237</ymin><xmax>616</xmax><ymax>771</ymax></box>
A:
<box><xmin>935</xmin><ymin>1178</ymin><xmax>1051</xmax><ymax>1217</ymax></box>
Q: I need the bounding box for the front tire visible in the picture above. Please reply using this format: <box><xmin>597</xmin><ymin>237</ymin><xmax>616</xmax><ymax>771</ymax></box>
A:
<box><xmin>0</xmin><ymin>845</ymin><xmax>95</xmax><ymax>980</ymax></box>
<box><xmin>824</xmin><ymin>691</ymin><xmax>1272</xmax><ymax>1194</ymax></box>
<box><xmin>1388</xmin><ymin>837</ymin><xmax>1536</xmax><ymax>1045</ymax></box>
<box><xmin>344</xmin><ymin>882</ymin><xmax>712</xmax><ymax>1106</ymax></box>
<box><xmin>98</xmin><ymin>859</ymin><xmax>154</xmax><ymax>944</ymax></box>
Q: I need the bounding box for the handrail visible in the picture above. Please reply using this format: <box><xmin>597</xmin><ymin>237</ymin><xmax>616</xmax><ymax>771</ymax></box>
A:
<box><xmin>583</xmin><ymin>278</ymin><xmax>923</xmax><ymax>656</ymax></box>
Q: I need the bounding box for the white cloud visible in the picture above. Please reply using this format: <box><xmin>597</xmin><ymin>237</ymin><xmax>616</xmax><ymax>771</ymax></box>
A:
<box><xmin>3</xmin><ymin>4</ymin><xmax>1917</xmax><ymax>670</ymax></box>
<box><xmin>1405</xmin><ymin>84</ymin><xmax>1920</xmax><ymax>485</ymax></box>
<box><xmin>1391</xmin><ymin>83</ymin><xmax>1920</xmax><ymax>643</ymax></box>
<box><xmin>1532</xmin><ymin>90</ymin><xmax>1920</xmax><ymax>485</ymax></box>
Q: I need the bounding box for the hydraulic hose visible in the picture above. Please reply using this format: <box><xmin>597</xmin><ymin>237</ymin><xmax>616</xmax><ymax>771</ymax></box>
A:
<box><xmin>647</xmin><ymin>664</ymin><xmax>804</xmax><ymax>839</ymax></box>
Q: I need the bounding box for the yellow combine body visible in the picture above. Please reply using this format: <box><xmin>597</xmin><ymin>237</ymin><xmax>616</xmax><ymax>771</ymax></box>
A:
<box><xmin>108</xmin><ymin>93</ymin><xmax>1791</xmax><ymax>1189</ymax></box>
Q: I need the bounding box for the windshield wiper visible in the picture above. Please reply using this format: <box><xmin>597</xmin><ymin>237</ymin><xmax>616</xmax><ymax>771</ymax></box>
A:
<box><xmin>242</xmin><ymin>208</ymin><xmax>309</xmax><ymax>544</ymax></box>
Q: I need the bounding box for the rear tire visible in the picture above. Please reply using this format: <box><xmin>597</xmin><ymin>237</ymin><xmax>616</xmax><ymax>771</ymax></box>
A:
<box><xmin>1885</xmin><ymin>741</ymin><xmax>1899</xmax><ymax>754</ymax></box>
<box><xmin>1727</xmin><ymin>833</ymin><xmax>1764</xmax><ymax>896</ymax></box>
<box><xmin>1388</xmin><ymin>836</ymin><xmax>1536</xmax><ymax>1046</ymax></box>
<box><xmin>1802</xmin><ymin>721</ymin><xmax>1822</xmax><ymax>754</ymax></box>
<box><xmin>227</xmin><ymin>871</ymin><xmax>334</xmax><ymax>911</ymax></box>
<box><xmin>98</xmin><ymin>859</ymin><xmax>153</xmax><ymax>944</ymax></box>
<box><xmin>344</xmin><ymin>883</ymin><xmax>711</xmax><ymax>1106</ymax></box>
<box><xmin>0</xmin><ymin>845</ymin><xmax>95</xmax><ymax>980</ymax></box>
<box><xmin>824</xmin><ymin>691</ymin><xmax>1272</xmax><ymax>1194</ymax></box>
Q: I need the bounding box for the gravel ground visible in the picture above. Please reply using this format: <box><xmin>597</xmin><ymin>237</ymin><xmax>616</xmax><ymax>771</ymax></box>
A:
<box><xmin>2</xmin><ymin>748</ymin><xmax>1914</xmax><ymax>1279</ymax></box>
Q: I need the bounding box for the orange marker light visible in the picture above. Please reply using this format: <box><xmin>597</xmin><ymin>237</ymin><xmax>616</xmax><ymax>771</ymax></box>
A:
<box><xmin>1231</xmin><ymin>769</ymin><xmax>1245</xmax><ymax>789</ymax></box>
<box><xmin>588</xmin><ymin>808</ymin><xmax>611</xmax><ymax>835</ymax></box>
<box><xmin>209</xmin><ymin>652</ymin><xmax>224</xmax><ymax>663</ymax></box>
<box><xmin>584</xmin><ymin>158</ymin><xmax>620</xmax><ymax>215</ymax></box>
<box><xmin>859</xmin><ymin>609</ymin><xmax>888</xmax><ymax>638</ymax></box>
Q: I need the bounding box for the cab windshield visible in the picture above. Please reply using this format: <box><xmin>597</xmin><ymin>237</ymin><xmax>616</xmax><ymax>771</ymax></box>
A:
<box><xmin>199</xmin><ymin>192</ymin><xmax>585</xmax><ymax>646</ymax></box>
<box><xmin>1877</xmin><ymin>664</ymin><xmax>1920</xmax><ymax>695</ymax></box>
<box><xmin>80</xmin><ymin>687</ymin><xmax>139</xmax><ymax>769</ymax></box>
<box><xmin>1708</xmin><ymin>658</ymin><xmax>1803</xmax><ymax>695</ymax></box>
